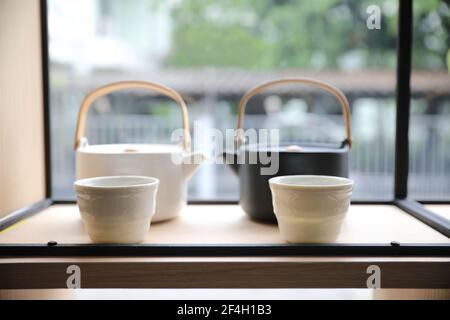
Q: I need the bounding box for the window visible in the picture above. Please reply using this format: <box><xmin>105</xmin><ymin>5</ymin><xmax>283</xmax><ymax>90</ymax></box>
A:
<box><xmin>409</xmin><ymin>0</ymin><xmax>450</xmax><ymax>200</ymax></box>
<box><xmin>48</xmin><ymin>0</ymin><xmax>401</xmax><ymax>201</ymax></box>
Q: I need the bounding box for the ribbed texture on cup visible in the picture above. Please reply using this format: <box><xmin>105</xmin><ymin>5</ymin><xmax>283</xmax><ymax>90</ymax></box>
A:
<box><xmin>269</xmin><ymin>176</ymin><xmax>352</xmax><ymax>243</ymax></box>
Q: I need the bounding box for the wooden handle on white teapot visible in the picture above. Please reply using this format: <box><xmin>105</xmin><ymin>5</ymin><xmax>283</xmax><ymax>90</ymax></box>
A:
<box><xmin>74</xmin><ymin>81</ymin><xmax>191</xmax><ymax>151</ymax></box>
<box><xmin>237</xmin><ymin>78</ymin><xmax>352</xmax><ymax>148</ymax></box>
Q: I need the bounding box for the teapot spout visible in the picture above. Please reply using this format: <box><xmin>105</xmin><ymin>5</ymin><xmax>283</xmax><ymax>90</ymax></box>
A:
<box><xmin>182</xmin><ymin>152</ymin><xmax>206</xmax><ymax>181</ymax></box>
<box><xmin>222</xmin><ymin>151</ymin><xmax>239</xmax><ymax>175</ymax></box>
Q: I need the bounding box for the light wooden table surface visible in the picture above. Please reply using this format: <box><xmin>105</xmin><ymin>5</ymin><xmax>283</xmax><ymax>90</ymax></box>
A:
<box><xmin>0</xmin><ymin>204</ymin><xmax>449</xmax><ymax>289</ymax></box>
<box><xmin>0</xmin><ymin>204</ymin><xmax>449</xmax><ymax>244</ymax></box>
<box><xmin>425</xmin><ymin>205</ymin><xmax>450</xmax><ymax>221</ymax></box>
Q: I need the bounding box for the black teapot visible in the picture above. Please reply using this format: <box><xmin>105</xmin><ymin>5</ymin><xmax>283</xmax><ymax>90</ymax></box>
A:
<box><xmin>224</xmin><ymin>78</ymin><xmax>352</xmax><ymax>223</ymax></box>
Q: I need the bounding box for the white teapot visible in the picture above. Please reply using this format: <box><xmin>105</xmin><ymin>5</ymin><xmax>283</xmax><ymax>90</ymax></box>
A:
<box><xmin>74</xmin><ymin>81</ymin><xmax>203</xmax><ymax>222</ymax></box>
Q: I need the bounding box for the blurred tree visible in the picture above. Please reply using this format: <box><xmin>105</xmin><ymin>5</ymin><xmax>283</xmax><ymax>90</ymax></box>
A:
<box><xmin>412</xmin><ymin>0</ymin><xmax>450</xmax><ymax>70</ymax></box>
<box><xmin>165</xmin><ymin>0</ymin><xmax>449</xmax><ymax>70</ymax></box>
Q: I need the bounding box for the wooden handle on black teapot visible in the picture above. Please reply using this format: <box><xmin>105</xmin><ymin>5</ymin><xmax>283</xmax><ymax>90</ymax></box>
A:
<box><xmin>236</xmin><ymin>78</ymin><xmax>352</xmax><ymax>148</ymax></box>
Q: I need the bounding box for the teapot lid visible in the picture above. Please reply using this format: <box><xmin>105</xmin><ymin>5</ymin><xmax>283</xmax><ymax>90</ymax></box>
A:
<box><xmin>243</xmin><ymin>142</ymin><xmax>348</xmax><ymax>154</ymax></box>
<box><xmin>78</xmin><ymin>143</ymin><xmax>183</xmax><ymax>155</ymax></box>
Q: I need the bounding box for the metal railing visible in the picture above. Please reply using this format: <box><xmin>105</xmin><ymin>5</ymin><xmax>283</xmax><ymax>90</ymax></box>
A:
<box><xmin>50</xmin><ymin>109</ymin><xmax>450</xmax><ymax>200</ymax></box>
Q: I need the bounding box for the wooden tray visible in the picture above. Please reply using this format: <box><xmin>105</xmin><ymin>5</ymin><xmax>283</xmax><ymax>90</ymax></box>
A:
<box><xmin>0</xmin><ymin>204</ymin><xmax>449</xmax><ymax>289</ymax></box>
<box><xmin>1</xmin><ymin>204</ymin><xmax>449</xmax><ymax>244</ymax></box>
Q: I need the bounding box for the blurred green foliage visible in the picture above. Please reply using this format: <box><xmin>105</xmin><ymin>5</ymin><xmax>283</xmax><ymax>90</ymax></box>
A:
<box><xmin>165</xmin><ymin>0</ymin><xmax>449</xmax><ymax>70</ymax></box>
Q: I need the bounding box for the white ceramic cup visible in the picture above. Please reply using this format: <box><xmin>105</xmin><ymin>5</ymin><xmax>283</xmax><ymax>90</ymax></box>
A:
<box><xmin>74</xmin><ymin>176</ymin><xmax>159</xmax><ymax>243</ymax></box>
<box><xmin>269</xmin><ymin>175</ymin><xmax>353</xmax><ymax>243</ymax></box>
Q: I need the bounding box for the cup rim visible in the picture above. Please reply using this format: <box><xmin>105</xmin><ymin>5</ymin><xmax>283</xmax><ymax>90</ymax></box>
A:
<box><xmin>269</xmin><ymin>175</ymin><xmax>353</xmax><ymax>191</ymax></box>
<box><xmin>74</xmin><ymin>175</ymin><xmax>159</xmax><ymax>191</ymax></box>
